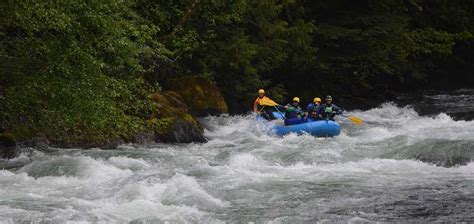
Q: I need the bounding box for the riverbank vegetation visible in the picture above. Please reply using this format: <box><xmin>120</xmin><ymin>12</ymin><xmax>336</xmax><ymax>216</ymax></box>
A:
<box><xmin>1</xmin><ymin>0</ymin><xmax>473</xmax><ymax>144</ymax></box>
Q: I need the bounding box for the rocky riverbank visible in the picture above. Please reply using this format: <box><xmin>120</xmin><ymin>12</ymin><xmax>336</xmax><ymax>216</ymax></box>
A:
<box><xmin>0</xmin><ymin>76</ymin><xmax>228</xmax><ymax>159</ymax></box>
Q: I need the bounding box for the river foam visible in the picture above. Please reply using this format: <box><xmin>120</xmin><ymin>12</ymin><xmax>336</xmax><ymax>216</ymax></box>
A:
<box><xmin>0</xmin><ymin>103</ymin><xmax>473</xmax><ymax>222</ymax></box>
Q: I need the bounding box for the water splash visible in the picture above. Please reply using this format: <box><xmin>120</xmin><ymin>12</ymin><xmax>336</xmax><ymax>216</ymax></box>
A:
<box><xmin>0</xmin><ymin>103</ymin><xmax>473</xmax><ymax>222</ymax></box>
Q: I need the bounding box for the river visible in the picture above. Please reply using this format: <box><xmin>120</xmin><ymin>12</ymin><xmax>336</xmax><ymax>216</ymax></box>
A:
<box><xmin>1</xmin><ymin>90</ymin><xmax>473</xmax><ymax>223</ymax></box>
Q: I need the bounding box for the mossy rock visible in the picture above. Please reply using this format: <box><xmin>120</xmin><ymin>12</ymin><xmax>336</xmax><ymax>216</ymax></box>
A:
<box><xmin>148</xmin><ymin>92</ymin><xmax>206</xmax><ymax>143</ymax></box>
<box><xmin>165</xmin><ymin>76</ymin><xmax>228</xmax><ymax>116</ymax></box>
<box><xmin>149</xmin><ymin>116</ymin><xmax>205</xmax><ymax>143</ymax></box>
<box><xmin>149</xmin><ymin>91</ymin><xmax>188</xmax><ymax>117</ymax></box>
<box><xmin>162</xmin><ymin>91</ymin><xmax>188</xmax><ymax>112</ymax></box>
<box><xmin>147</xmin><ymin>114</ymin><xmax>205</xmax><ymax>143</ymax></box>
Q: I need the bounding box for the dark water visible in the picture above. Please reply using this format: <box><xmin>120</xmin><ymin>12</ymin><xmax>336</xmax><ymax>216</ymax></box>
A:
<box><xmin>0</xmin><ymin>90</ymin><xmax>473</xmax><ymax>223</ymax></box>
<box><xmin>397</xmin><ymin>88</ymin><xmax>474</xmax><ymax>121</ymax></box>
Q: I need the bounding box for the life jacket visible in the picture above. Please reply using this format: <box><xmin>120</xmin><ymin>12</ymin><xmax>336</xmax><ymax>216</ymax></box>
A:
<box><xmin>285</xmin><ymin>104</ymin><xmax>303</xmax><ymax>119</ymax></box>
<box><xmin>310</xmin><ymin>104</ymin><xmax>320</xmax><ymax>118</ymax></box>
<box><xmin>254</xmin><ymin>96</ymin><xmax>269</xmax><ymax>112</ymax></box>
<box><xmin>324</xmin><ymin>105</ymin><xmax>333</xmax><ymax>114</ymax></box>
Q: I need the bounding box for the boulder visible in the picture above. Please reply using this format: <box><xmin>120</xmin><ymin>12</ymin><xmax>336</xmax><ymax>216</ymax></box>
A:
<box><xmin>148</xmin><ymin>91</ymin><xmax>206</xmax><ymax>143</ymax></box>
<box><xmin>0</xmin><ymin>132</ymin><xmax>18</xmax><ymax>159</ymax></box>
<box><xmin>165</xmin><ymin>76</ymin><xmax>228</xmax><ymax>116</ymax></box>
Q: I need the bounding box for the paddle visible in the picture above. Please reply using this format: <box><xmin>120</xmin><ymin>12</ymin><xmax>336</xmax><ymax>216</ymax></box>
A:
<box><xmin>341</xmin><ymin>114</ymin><xmax>364</xmax><ymax>125</ymax></box>
<box><xmin>259</xmin><ymin>97</ymin><xmax>279</xmax><ymax>107</ymax></box>
<box><xmin>273</xmin><ymin>105</ymin><xmax>287</xmax><ymax>120</ymax></box>
<box><xmin>258</xmin><ymin>97</ymin><xmax>286</xmax><ymax>120</ymax></box>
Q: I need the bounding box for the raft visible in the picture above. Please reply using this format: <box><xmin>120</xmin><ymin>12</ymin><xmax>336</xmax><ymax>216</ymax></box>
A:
<box><xmin>258</xmin><ymin>112</ymin><xmax>341</xmax><ymax>137</ymax></box>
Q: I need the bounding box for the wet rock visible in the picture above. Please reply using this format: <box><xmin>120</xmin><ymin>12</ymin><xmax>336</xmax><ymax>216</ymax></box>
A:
<box><xmin>165</xmin><ymin>76</ymin><xmax>228</xmax><ymax>116</ymax></box>
<box><xmin>19</xmin><ymin>137</ymin><xmax>50</xmax><ymax>150</ymax></box>
<box><xmin>149</xmin><ymin>91</ymin><xmax>206</xmax><ymax>143</ymax></box>
<box><xmin>133</xmin><ymin>131</ymin><xmax>156</xmax><ymax>145</ymax></box>
<box><xmin>0</xmin><ymin>132</ymin><xmax>18</xmax><ymax>159</ymax></box>
<box><xmin>156</xmin><ymin>117</ymin><xmax>206</xmax><ymax>143</ymax></box>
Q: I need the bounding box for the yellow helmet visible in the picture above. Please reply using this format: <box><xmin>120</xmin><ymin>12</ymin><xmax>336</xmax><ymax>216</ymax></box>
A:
<box><xmin>258</xmin><ymin>89</ymin><xmax>265</xmax><ymax>94</ymax></box>
<box><xmin>313</xmin><ymin>97</ymin><xmax>321</xmax><ymax>103</ymax></box>
<box><xmin>292</xmin><ymin>97</ymin><xmax>300</xmax><ymax>103</ymax></box>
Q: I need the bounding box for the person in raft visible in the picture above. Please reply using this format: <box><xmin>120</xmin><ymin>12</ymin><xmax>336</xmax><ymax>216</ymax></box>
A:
<box><xmin>306</xmin><ymin>97</ymin><xmax>322</xmax><ymax>121</ymax></box>
<box><xmin>318</xmin><ymin>95</ymin><xmax>343</xmax><ymax>120</ymax></box>
<box><xmin>253</xmin><ymin>89</ymin><xmax>277</xmax><ymax>120</ymax></box>
<box><xmin>283</xmin><ymin>97</ymin><xmax>306</xmax><ymax>125</ymax></box>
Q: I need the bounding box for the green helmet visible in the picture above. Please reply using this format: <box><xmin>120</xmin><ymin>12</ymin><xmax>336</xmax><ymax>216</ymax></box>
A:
<box><xmin>325</xmin><ymin>95</ymin><xmax>332</xmax><ymax>101</ymax></box>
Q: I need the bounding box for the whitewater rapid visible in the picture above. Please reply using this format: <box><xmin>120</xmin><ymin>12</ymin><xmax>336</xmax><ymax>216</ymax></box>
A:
<box><xmin>0</xmin><ymin>103</ymin><xmax>473</xmax><ymax>222</ymax></box>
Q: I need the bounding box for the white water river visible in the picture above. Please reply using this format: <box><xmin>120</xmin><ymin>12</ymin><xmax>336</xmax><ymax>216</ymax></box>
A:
<box><xmin>0</xmin><ymin>101</ymin><xmax>473</xmax><ymax>223</ymax></box>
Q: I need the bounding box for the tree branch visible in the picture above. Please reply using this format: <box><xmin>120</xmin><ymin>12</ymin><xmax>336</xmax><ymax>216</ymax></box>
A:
<box><xmin>166</xmin><ymin>0</ymin><xmax>201</xmax><ymax>39</ymax></box>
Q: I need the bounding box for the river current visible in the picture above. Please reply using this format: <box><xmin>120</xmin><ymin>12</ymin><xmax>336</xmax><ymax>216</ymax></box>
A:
<box><xmin>1</xmin><ymin>91</ymin><xmax>473</xmax><ymax>223</ymax></box>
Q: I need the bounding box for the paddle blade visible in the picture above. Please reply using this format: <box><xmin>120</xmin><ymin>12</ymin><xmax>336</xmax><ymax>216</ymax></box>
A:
<box><xmin>348</xmin><ymin>115</ymin><xmax>364</xmax><ymax>125</ymax></box>
<box><xmin>260</xmin><ymin>98</ymin><xmax>279</xmax><ymax>106</ymax></box>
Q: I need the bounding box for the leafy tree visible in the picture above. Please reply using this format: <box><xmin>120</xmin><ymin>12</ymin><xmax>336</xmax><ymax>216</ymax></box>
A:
<box><xmin>0</xmin><ymin>1</ymin><xmax>164</xmax><ymax>143</ymax></box>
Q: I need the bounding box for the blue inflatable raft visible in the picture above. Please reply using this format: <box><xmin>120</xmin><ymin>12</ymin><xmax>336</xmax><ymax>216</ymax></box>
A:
<box><xmin>258</xmin><ymin>112</ymin><xmax>341</xmax><ymax>137</ymax></box>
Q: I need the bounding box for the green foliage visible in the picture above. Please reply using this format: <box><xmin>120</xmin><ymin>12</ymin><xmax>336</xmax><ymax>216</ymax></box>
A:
<box><xmin>298</xmin><ymin>0</ymin><xmax>474</xmax><ymax>97</ymax></box>
<box><xmin>146</xmin><ymin>117</ymin><xmax>174</xmax><ymax>135</ymax></box>
<box><xmin>1</xmin><ymin>0</ymin><xmax>474</xmax><ymax>144</ymax></box>
<box><xmin>152</xmin><ymin>0</ymin><xmax>317</xmax><ymax>111</ymax></box>
<box><xmin>0</xmin><ymin>1</ymin><xmax>163</xmax><ymax>143</ymax></box>
<box><xmin>142</xmin><ymin>0</ymin><xmax>473</xmax><ymax>109</ymax></box>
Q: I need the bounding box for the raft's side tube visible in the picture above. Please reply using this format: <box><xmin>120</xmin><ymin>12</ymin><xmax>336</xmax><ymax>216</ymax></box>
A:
<box><xmin>260</xmin><ymin>112</ymin><xmax>340</xmax><ymax>137</ymax></box>
<box><xmin>273</xmin><ymin>120</ymin><xmax>340</xmax><ymax>137</ymax></box>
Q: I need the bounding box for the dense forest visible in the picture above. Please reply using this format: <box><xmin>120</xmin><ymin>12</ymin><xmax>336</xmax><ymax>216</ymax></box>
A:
<box><xmin>1</xmin><ymin>0</ymin><xmax>474</xmax><ymax>143</ymax></box>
